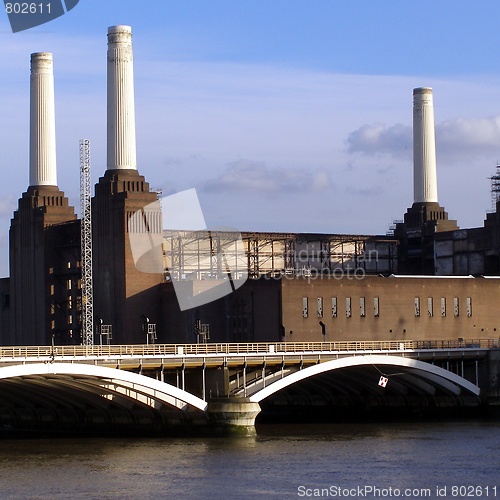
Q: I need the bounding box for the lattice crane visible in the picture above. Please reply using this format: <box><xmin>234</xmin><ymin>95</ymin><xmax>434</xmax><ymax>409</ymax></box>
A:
<box><xmin>80</xmin><ymin>139</ymin><xmax>94</xmax><ymax>345</ymax></box>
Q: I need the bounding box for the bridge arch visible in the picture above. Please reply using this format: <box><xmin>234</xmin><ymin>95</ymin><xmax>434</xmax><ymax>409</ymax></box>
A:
<box><xmin>249</xmin><ymin>354</ymin><xmax>480</xmax><ymax>403</ymax></box>
<box><xmin>0</xmin><ymin>362</ymin><xmax>208</xmax><ymax>412</ymax></box>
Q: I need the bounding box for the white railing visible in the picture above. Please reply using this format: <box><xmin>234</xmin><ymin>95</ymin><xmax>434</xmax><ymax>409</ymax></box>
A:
<box><xmin>0</xmin><ymin>338</ymin><xmax>497</xmax><ymax>361</ymax></box>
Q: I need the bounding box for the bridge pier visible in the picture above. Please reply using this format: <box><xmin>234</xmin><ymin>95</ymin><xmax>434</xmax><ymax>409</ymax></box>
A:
<box><xmin>484</xmin><ymin>350</ymin><xmax>500</xmax><ymax>406</ymax></box>
<box><xmin>206</xmin><ymin>398</ymin><xmax>261</xmax><ymax>436</ymax></box>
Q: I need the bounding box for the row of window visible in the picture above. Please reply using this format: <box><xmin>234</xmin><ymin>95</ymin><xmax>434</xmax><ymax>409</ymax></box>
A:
<box><xmin>302</xmin><ymin>297</ymin><xmax>379</xmax><ymax>318</ymax></box>
<box><xmin>48</xmin><ymin>261</ymin><xmax>81</xmax><ymax>274</ymax></box>
<box><xmin>50</xmin><ymin>316</ymin><xmax>74</xmax><ymax>328</ymax></box>
<box><xmin>49</xmin><ymin>278</ymin><xmax>81</xmax><ymax>296</ymax></box>
<box><xmin>414</xmin><ymin>297</ymin><xmax>472</xmax><ymax>317</ymax></box>
<box><xmin>302</xmin><ymin>296</ymin><xmax>473</xmax><ymax>318</ymax></box>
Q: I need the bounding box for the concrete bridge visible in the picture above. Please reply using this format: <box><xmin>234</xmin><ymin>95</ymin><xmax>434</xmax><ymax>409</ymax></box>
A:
<box><xmin>0</xmin><ymin>339</ymin><xmax>498</xmax><ymax>435</ymax></box>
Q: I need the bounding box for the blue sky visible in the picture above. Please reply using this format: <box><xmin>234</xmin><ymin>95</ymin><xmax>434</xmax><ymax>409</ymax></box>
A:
<box><xmin>1</xmin><ymin>1</ymin><xmax>500</xmax><ymax>276</ymax></box>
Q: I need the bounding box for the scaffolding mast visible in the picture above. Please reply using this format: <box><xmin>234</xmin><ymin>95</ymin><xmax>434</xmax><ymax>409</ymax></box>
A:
<box><xmin>80</xmin><ymin>139</ymin><xmax>94</xmax><ymax>345</ymax></box>
<box><xmin>490</xmin><ymin>165</ymin><xmax>500</xmax><ymax>212</ymax></box>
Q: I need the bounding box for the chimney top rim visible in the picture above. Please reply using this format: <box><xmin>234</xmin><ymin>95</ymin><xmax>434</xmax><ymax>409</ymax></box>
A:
<box><xmin>108</xmin><ymin>25</ymin><xmax>132</xmax><ymax>34</ymax></box>
<box><xmin>413</xmin><ymin>87</ymin><xmax>433</xmax><ymax>95</ymax></box>
<box><xmin>30</xmin><ymin>52</ymin><xmax>53</xmax><ymax>60</ymax></box>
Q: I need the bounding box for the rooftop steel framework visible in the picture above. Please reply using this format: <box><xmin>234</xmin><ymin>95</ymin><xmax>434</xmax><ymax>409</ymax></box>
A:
<box><xmin>162</xmin><ymin>231</ymin><xmax>397</xmax><ymax>279</ymax></box>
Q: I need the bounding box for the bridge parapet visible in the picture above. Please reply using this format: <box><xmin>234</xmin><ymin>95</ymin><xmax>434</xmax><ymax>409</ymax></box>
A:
<box><xmin>0</xmin><ymin>338</ymin><xmax>498</xmax><ymax>363</ymax></box>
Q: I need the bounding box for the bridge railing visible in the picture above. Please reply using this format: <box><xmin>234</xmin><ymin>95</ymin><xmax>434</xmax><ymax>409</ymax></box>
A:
<box><xmin>0</xmin><ymin>338</ymin><xmax>498</xmax><ymax>360</ymax></box>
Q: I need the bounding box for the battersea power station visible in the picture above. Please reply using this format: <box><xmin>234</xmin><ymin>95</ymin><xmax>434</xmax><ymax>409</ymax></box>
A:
<box><xmin>2</xmin><ymin>25</ymin><xmax>500</xmax><ymax>348</ymax></box>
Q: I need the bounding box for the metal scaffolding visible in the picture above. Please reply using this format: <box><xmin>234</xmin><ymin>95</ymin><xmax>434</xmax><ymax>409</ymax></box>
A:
<box><xmin>162</xmin><ymin>230</ymin><xmax>397</xmax><ymax>278</ymax></box>
<box><xmin>490</xmin><ymin>165</ymin><xmax>500</xmax><ymax>212</ymax></box>
<box><xmin>80</xmin><ymin>139</ymin><xmax>93</xmax><ymax>345</ymax></box>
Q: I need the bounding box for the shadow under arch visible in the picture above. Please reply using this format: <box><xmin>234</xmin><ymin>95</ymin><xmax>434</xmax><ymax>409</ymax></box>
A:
<box><xmin>249</xmin><ymin>354</ymin><xmax>480</xmax><ymax>403</ymax></box>
<box><xmin>0</xmin><ymin>362</ymin><xmax>208</xmax><ymax>412</ymax></box>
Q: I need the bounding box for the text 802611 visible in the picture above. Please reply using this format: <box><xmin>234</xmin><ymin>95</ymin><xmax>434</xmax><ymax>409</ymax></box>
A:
<box><xmin>5</xmin><ymin>3</ymin><xmax>51</xmax><ymax>14</ymax></box>
<box><xmin>451</xmin><ymin>485</ymin><xmax>498</xmax><ymax>497</ymax></box>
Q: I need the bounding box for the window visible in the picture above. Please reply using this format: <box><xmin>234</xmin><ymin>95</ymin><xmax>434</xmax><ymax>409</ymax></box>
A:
<box><xmin>427</xmin><ymin>297</ymin><xmax>433</xmax><ymax>317</ymax></box>
<box><xmin>317</xmin><ymin>297</ymin><xmax>323</xmax><ymax>318</ymax></box>
<box><xmin>302</xmin><ymin>297</ymin><xmax>308</xmax><ymax>318</ymax></box>
<box><xmin>346</xmin><ymin>297</ymin><xmax>352</xmax><ymax>318</ymax></box>
<box><xmin>414</xmin><ymin>297</ymin><xmax>420</xmax><ymax>317</ymax></box>
<box><xmin>441</xmin><ymin>297</ymin><xmax>446</xmax><ymax>317</ymax></box>
<box><xmin>374</xmin><ymin>297</ymin><xmax>380</xmax><ymax>317</ymax></box>
<box><xmin>466</xmin><ymin>297</ymin><xmax>472</xmax><ymax>317</ymax></box>
<box><xmin>331</xmin><ymin>297</ymin><xmax>337</xmax><ymax>318</ymax></box>
<box><xmin>360</xmin><ymin>297</ymin><xmax>366</xmax><ymax>317</ymax></box>
<box><xmin>454</xmin><ymin>297</ymin><xmax>459</xmax><ymax>317</ymax></box>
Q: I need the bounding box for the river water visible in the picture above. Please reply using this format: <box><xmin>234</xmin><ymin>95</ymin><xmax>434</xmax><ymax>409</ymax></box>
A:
<box><xmin>0</xmin><ymin>420</ymin><xmax>498</xmax><ymax>499</ymax></box>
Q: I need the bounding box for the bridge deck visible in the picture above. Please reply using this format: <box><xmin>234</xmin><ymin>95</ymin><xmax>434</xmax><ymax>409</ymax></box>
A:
<box><xmin>0</xmin><ymin>339</ymin><xmax>496</xmax><ymax>369</ymax></box>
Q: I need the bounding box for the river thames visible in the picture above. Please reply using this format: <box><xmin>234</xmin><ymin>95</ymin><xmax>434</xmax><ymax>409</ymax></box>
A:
<box><xmin>0</xmin><ymin>419</ymin><xmax>498</xmax><ymax>499</ymax></box>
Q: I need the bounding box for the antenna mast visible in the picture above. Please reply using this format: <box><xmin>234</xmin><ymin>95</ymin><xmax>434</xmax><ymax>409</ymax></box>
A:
<box><xmin>80</xmin><ymin>139</ymin><xmax>94</xmax><ymax>345</ymax></box>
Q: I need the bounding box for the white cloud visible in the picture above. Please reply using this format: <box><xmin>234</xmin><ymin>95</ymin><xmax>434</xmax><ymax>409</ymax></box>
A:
<box><xmin>347</xmin><ymin>123</ymin><xmax>411</xmax><ymax>158</ymax></box>
<box><xmin>437</xmin><ymin>116</ymin><xmax>500</xmax><ymax>160</ymax></box>
<box><xmin>201</xmin><ymin>159</ymin><xmax>334</xmax><ymax>194</ymax></box>
<box><xmin>346</xmin><ymin>116</ymin><xmax>500</xmax><ymax>164</ymax></box>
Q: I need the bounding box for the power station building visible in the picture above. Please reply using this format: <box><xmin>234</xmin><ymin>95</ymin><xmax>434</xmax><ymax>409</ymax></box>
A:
<box><xmin>2</xmin><ymin>26</ymin><xmax>500</xmax><ymax>347</ymax></box>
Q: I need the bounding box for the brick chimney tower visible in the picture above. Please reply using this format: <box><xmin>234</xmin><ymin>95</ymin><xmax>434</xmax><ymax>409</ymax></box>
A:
<box><xmin>92</xmin><ymin>26</ymin><xmax>163</xmax><ymax>344</ymax></box>
<box><xmin>9</xmin><ymin>52</ymin><xmax>76</xmax><ymax>345</ymax></box>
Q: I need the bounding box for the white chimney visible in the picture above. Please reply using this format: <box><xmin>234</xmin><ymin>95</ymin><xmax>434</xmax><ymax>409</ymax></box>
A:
<box><xmin>107</xmin><ymin>25</ymin><xmax>137</xmax><ymax>171</ymax></box>
<box><xmin>413</xmin><ymin>87</ymin><xmax>438</xmax><ymax>204</ymax></box>
<box><xmin>29</xmin><ymin>52</ymin><xmax>57</xmax><ymax>187</ymax></box>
